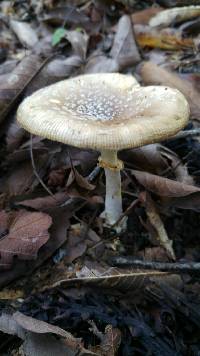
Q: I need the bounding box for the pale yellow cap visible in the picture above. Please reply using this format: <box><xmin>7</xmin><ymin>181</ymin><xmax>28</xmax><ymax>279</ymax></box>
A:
<box><xmin>17</xmin><ymin>73</ymin><xmax>189</xmax><ymax>150</ymax></box>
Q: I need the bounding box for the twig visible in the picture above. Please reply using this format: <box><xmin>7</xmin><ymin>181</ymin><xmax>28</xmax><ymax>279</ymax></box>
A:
<box><xmin>30</xmin><ymin>134</ymin><xmax>56</xmax><ymax>199</ymax></box>
<box><xmin>110</xmin><ymin>256</ymin><xmax>200</xmax><ymax>274</ymax></box>
<box><xmin>167</xmin><ymin>129</ymin><xmax>200</xmax><ymax>141</ymax></box>
<box><xmin>111</xmin><ymin>198</ymin><xmax>139</xmax><ymax>229</ymax></box>
<box><xmin>87</xmin><ymin>166</ymin><xmax>101</xmax><ymax>182</ymax></box>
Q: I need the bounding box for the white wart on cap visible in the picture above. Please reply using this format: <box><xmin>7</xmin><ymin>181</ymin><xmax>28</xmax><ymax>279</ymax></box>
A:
<box><xmin>17</xmin><ymin>73</ymin><xmax>189</xmax><ymax>151</ymax></box>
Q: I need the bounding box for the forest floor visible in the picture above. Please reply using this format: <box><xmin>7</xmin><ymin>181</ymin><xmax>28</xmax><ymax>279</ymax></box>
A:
<box><xmin>0</xmin><ymin>0</ymin><xmax>200</xmax><ymax>355</ymax></box>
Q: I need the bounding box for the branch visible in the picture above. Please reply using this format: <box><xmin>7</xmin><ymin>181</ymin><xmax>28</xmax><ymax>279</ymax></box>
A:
<box><xmin>110</xmin><ymin>256</ymin><xmax>200</xmax><ymax>273</ymax></box>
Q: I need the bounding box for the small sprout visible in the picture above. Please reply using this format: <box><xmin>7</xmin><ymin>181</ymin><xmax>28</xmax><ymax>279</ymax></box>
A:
<box><xmin>52</xmin><ymin>28</ymin><xmax>66</xmax><ymax>46</ymax></box>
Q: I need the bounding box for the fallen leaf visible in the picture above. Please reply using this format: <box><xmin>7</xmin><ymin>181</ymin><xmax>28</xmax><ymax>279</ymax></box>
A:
<box><xmin>52</xmin><ymin>265</ymin><xmax>169</xmax><ymax>291</ymax></box>
<box><xmin>140</xmin><ymin>61</ymin><xmax>200</xmax><ymax>120</ymax></box>
<box><xmin>139</xmin><ymin>246</ymin><xmax>170</xmax><ymax>262</ymax></box>
<box><xmin>6</xmin><ymin>121</ymin><xmax>25</xmax><ymax>151</ymax></box>
<box><xmin>120</xmin><ymin>144</ymin><xmax>170</xmax><ymax>175</ymax></box>
<box><xmin>0</xmin><ymin>312</ymin><xmax>96</xmax><ymax>356</ymax></box>
<box><xmin>42</xmin><ymin>5</ymin><xmax>89</xmax><ymax>27</ymax></box>
<box><xmin>10</xmin><ymin>20</ymin><xmax>38</xmax><ymax>48</ymax></box>
<box><xmin>0</xmin><ymin>210</ymin><xmax>8</xmax><ymax>235</ymax></box>
<box><xmin>134</xmin><ymin>24</ymin><xmax>194</xmax><ymax>50</ymax></box>
<box><xmin>0</xmin><ymin>54</ymin><xmax>44</xmax><ymax>123</ymax></box>
<box><xmin>0</xmin><ymin>210</ymin><xmax>52</xmax><ymax>269</ymax></box>
<box><xmin>6</xmin><ymin>154</ymin><xmax>48</xmax><ymax>196</ymax></box>
<box><xmin>131</xmin><ymin>7</ymin><xmax>163</xmax><ymax>25</ymax></box>
<box><xmin>67</xmin><ymin>167</ymin><xmax>95</xmax><ymax>191</ymax></box>
<box><xmin>110</xmin><ymin>15</ymin><xmax>140</xmax><ymax>69</ymax></box>
<box><xmin>149</xmin><ymin>5</ymin><xmax>200</xmax><ymax>28</ymax></box>
<box><xmin>64</xmin><ymin>223</ymin><xmax>87</xmax><ymax>264</ymax></box>
<box><xmin>85</xmin><ymin>54</ymin><xmax>119</xmax><ymax>73</ymax></box>
<box><xmin>158</xmin><ymin>145</ymin><xmax>194</xmax><ymax>185</ymax></box>
<box><xmin>140</xmin><ymin>192</ymin><xmax>175</xmax><ymax>260</ymax></box>
<box><xmin>14</xmin><ymin>312</ymin><xmax>78</xmax><ymax>340</ymax></box>
<box><xmin>156</xmin><ymin>0</ymin><xmax>200</xmax><ymax>6</ymax></box>
<box><xmin>44</xmin><ymin>55</ymin><xmax>82</xmax><ymax>78</ymax></box>
<box><xmin>89</xmin><ymin>321</ymin><xmax>121</xmax><ymax>356</ymax></box>
<box><xmin>130</xmin><ymin>169</ymin><xmax>200</xmax><ymax>197</ymax></box>
<box><xmin>16</xmin><ymin>192</ymin><xmax>68</xmax><ymax>210</ymax></box>
<box><xmin>65</xmin><ymin>29</ymin><xmax>89</xmax><ymax>60</ymax></box>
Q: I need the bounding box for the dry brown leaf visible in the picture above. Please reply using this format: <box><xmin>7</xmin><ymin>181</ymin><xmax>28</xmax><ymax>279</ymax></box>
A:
<box><xmin>0</xmin><ymin>54</ymin><xmax>44</xmax><ymax>123</ymax></box>
<box><xmin>42</xmin><ymin>5</ymin><xmax>89</xmax><ymax>26</ymax></box>
<box><xmin>0</xmin><ymin>210</ymin><xmax>52</xmax><ymax>269</ymax></box>
<box><xmin>65</xmin><ymin>29</ymin><xmax>89</xmax><ymax>60</ymax></box>
<box><xmin>6</xmin><ymin>121</ymin><xmax>25</xmax><ymax>151</ymax></box>
<box><xmin>140</xmin><ymin>192</ymin><xmax>175</xmax><ymax>260</ymax></box>
<box><xmin>131</xmin><ymin>169</ymin><xmax>200</xmax><ymax>197</ymax></box>
<box><xmin>134</xmin><ymin>25</ymin><xmax>194</xmax><ymax>50</ymax></box>
<box><xmin>110</xmin><ymin>15</ymin><xmax>140</xmax><ymax>69</ymax></box>
<box><xmin>64</xmin><ymin>224</ymin><xmax>87</xmax><ymax>264</ymax></box>
<box><xmin>67</xmin><ymin>167</ymin><xmax>95</xmax><ymax>191</ymax></box>
<box><xmin>149</xmin><ymin>5</ymin><xmax>200</xmax><ymax>28</ymax></box>
<box><xmin>17</xmin><ymin>192</ymin><xmax>68</xmax><ymax>210</ymax></box>
<box><xmin>120</xmin><ymin>144</ymin><xmax>171</xmax><ymax>175</ymax></box>
<box><xmin>14</xmin><ymin>312</ymin><xmax>79</xmax><ymax>342</ymax></box>
<box><xmin>89</xmin><ymin>322</ymin><xmax>121</xmax><ymax>356</ymax></box>
<box><xmin>0</xmin><ymin>205</ymin><xmax>70</xmax><ymax>288</ymax></box>
<box><xmin>46</xmin><ymin>55</ymin><xmax>82</xmax><ymax>77</ymax></box>
<box><xmin>51</xmin><ymin>266</ymin><xmax>169</xmax><ymax>291</ymax></box>
<box><xmin>0</xmin><ymin>312</ymin><xmax>96</xmax><ymax>356</ymax></box>
<box><xmin>0</xmin><ymin>210</ymin><xmax>8</xmax><ymax>235</ymax></box>
<box><xmin>6</xmin><ymin>154</ymin><xmax>48</xmax><ymax>196</ymax></box>
<box><xmin>139</xmin><ymin>246</ymin><xmax>170</xmax><ymax>262</ymax></box>
<box><xmin>158</xmin><ymin>145</ymin><xmax>194</xmax><ymax>185</ymax></box>
<box><xmin>85</xmin><ymin>54</ymin><xmax>119</xmax><ymax>73</ymax></box>
<box><xmin>157</xmin><ymin>0</ymin><xmax>200</xmax><ymax>5</ymax></box>
<box><xmin>9</xmin><ymin>20</ymin><xmax>38</xmax><ymax>48</ymax></box>
<box><xmin>131</xmin><ymin>7</ymin><xmax>163</xmax><ymax>25</ymax></box>
<box><xmin>140</xmin><ymin>61</ymin><xmax>200</xmax><ymax>120</ymax></box>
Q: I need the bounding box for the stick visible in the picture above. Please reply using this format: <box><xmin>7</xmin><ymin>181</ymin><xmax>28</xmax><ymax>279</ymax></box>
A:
<box><xmin>110</xmin><ymin>256</ymin><xmax>200</xmax><ymax>273</ymax></box>
<box><xmin>167</xmin><ymin>128</ymin><xmax>200</xmax><ymax>141</ymax></box>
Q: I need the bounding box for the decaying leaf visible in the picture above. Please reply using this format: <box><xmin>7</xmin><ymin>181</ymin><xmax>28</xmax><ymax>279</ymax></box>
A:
<box><xmin>130</xmin><ymin>169</ymin><xmax>200</xmax><ymax>198</ymax></box>
<box><xmin>110</xmin><ymin>15</ymin><xmax>140</xmax><ymax>69</ymax></box>
<box><xmin>0</xmin><ymin>54</ymin><xmax>44</xmax><ymax>123</ymax></box>
<box><xmin>89</xmin><ymin>321</ymin><xmax>121</xmax><ymax>356</ymax></box>
<box><xmin>10</xmin><ymin>20</ymin><xmax>38</xmax><ymax>48</ymax></box>
<box><xmin>134</xmin><ymin>24</ymin><xmax>194</xmax><ymax>50</ymax></box>
<box><xmin>85</xmin><ymin>54</ymin><xmax>119</xmax><ymax>73</ymax></box>
<box><xmin>42</xmin><ymin>5</ymin><xmax>89</xmax><ymax>27</ymax></box>
<box><xmin>16</xmin><ymin>192</ymin><xmax>68</xmax><ymax>210</ymax></box>
<box><xmin>0</xmin><ymin>312</ymin><xmax>96</xmax><ymax>356</ymax></box>
<box><xmin>0</xmin><ymin>210</ymin><xmax>52</xmax><ymax>269</ymax></box>
<box><xmin>140</xmin><ymin>192</ymin><xmax>175</xmax><ymax>260</ymax></box>
<box><xmin>6</xmin><ymin>154</ymin><xmax>48</xmax><ymax>196</ymax></box>
<box><xmin>51</xmin><ymin>265</ymin><xmax>171</xmax><ymax>291</ymax></box>
<box><xmin>149</xmin><ymin>5</ymin><xmax>200</xmax><ymax>28</ymax></box>
<box><xmin>65</xmin><ymin>29</ymin><xmax>89</xmax><ymax>60</ymax></box>
<box><xmin>140</xmin><ymin>61</ymin><xmax>200</xmax><ymax>120</ymax></box>
<box><xmin>131</xmin><ymin>7</ymin><xmax>163</xmax><ymax>25</ymax></box>
<box><xmin>67</xmin><ymin>166</ymin><xmax>95</xmax><ymax>191</ymax></box>
<box><xmin>120</xmin><ymin>143</ymin><xmax>193</xmax><ymax>185</ymax></box>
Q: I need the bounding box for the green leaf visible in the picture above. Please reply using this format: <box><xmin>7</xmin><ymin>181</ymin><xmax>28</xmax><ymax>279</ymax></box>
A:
<box><xmin>52</xmin><ymin>28</ymin><xmax>66</xmax><ymax>46</ymax></box>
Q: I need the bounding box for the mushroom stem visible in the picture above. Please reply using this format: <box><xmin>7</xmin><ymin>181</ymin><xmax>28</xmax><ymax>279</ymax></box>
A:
<box><xmin>99</xmin><ymin>150</ymin><xmax>125</xmax><ymax>230</ymax></box>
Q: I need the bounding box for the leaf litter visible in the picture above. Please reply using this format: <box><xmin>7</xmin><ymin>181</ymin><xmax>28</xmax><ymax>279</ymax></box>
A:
<box><xmin>0</xmin><ymin>0</ymin><xmax>200</xmax><ymax>354</ymax></box>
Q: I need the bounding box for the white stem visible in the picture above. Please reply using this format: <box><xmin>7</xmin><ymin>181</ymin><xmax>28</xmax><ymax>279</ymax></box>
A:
<box><xmin>100</xmin><ymin>150</ymin><xmax>123</xmax><ymax>227</ymax></box>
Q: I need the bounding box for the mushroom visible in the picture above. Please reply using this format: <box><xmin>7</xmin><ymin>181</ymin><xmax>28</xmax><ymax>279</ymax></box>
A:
<box><xmin>17</xmin><ymin>73</ymin><xmax>189</xmax><ymax>232</ymax></box>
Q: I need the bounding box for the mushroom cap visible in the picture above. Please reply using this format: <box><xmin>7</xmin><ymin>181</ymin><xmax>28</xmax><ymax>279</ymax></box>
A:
<box><xmin>17</xmin><ymin>73</ymin><xmax>189</xmax><ymax>151</ymax></box>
